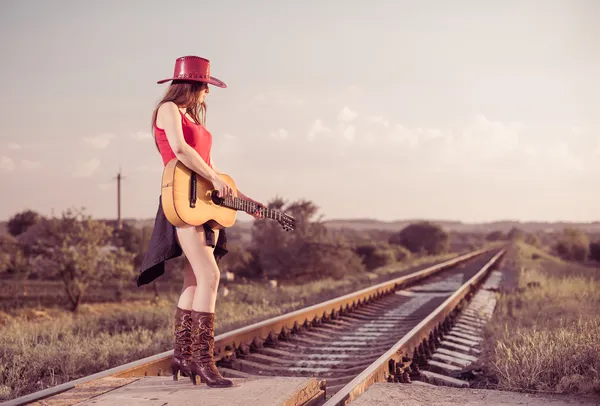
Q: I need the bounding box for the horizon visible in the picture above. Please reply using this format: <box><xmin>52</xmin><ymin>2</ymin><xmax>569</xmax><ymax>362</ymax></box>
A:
<box><xmin>3</xmin><ymin>211</ymin><xmax>600</xmax><ymax>226</ymax></box>
<box><xmin>1</xmin><ymin>1</ymin><xmax>598</xmax><ymax>224</ymax></box>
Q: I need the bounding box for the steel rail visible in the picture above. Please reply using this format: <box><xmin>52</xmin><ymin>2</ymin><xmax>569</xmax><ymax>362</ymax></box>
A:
<box><xmin>322</xmin><ymin>247</ymin><xmax>506</xmax><ymax>406</ymax></box>
<box><xmin>4</xmin><ymin>246</ymin><xmax>499</xmax><ymax>406</ymax></box>
<box><xmin>111</xmin><ymin>247</ymin><xmax>496</xmax><ymax>379</ymax></box>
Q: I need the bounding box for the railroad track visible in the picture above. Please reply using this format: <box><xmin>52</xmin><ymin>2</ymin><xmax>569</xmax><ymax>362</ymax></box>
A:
<box><xmin>6</xmin><ymin>245</ymin><xmax>506</xmax><ymax>406</ymax></box>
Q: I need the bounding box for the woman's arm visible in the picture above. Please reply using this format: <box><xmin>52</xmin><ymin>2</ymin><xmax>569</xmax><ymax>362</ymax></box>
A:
<box><xmin>159</xmin><ymin>102</ymin><xmax>219</xmax><ymax>184</ymax></box>
<box><xmin>210</xmin><ymin>154</ymin><xmax>263</xmax><ymax>216</ymax></box>
<box><xmin>211</xmin><ymin>156</ymin><xmax>223</xmax><ymax>175</ymax></box>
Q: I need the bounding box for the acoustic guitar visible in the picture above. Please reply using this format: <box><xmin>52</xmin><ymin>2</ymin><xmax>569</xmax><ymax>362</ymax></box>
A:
<box><xmin>161</xmin><ymin>158</ymin><xmax>296</xmax><ymax>231</ymax></box>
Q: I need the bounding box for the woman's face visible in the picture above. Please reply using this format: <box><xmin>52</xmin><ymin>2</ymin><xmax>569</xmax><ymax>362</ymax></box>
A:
<box><xmin>198</xmin><ymin>83</ymin><xmax>210</xmax><ymax>104</ymax></box>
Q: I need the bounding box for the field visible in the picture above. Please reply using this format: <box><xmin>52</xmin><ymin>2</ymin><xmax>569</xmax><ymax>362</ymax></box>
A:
<box><xmin>477</xmin><ymin>242</ymin><xmax>600</xmax><ymax>395</ymax></box>
<box><xmin>0</xmin><ymin>252</ymin><xmax>456</xmax><ymax>402</ymax></box>
<box><xmin>2</xmin><ymin>211</ymin><xmax>600</xmax><ymax>402</ymax></box>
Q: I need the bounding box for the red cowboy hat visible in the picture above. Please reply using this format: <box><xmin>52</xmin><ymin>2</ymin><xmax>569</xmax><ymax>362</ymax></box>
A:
<box><xmin>157</xmin><ymin>56</ymin><xmax>227</xmax><ymax>88</ymax></box>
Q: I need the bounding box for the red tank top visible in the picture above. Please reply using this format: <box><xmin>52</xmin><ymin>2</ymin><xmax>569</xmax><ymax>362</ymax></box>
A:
<box><xmin>154</xmin><ymin>109</ymin><xmax>213</xmax><ymax>167</ymax></box>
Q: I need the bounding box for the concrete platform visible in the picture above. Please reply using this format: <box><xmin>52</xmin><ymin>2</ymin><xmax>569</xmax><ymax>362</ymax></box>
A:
<box><xmin>42</xmin><ymin>376</ymin><xmax>325</xmax><ymax>406</ymax></box>
<box><xmin>349</xmin><ymin>383</ymin><xmax>600</xmax><ymax>406</ymax></box>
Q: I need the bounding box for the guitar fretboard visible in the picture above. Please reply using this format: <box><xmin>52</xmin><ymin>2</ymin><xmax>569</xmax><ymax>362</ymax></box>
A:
<box><xmin>219</xmin><ymin>196</ymin><xmax>283</xmax><ymax>221</ymax></box>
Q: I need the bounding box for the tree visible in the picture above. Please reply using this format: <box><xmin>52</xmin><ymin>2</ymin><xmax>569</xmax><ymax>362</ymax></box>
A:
<box><xmin>219</xmin><ymin>245</ymin><xmax>255</xmax><ymax>275</ymax></box>
<box><xmin>249</xmin><ymin>197</ymin><xmax>364</xmax><ymax>281</ymax></box>
<box><xmin>354</xmin><ymin>243</ymin><xmax>397</xmax><ymax>271</ymax></box>
<box><xmin>507</xmin><ymin>227</ymin><xmax>525</xmax><ymax>241</ymax></box>
<box><xmin>485</xmin><ymin>230</ymin><xmax>505</xmax><ymax>241</ymax></box>
<box><xmin>28</xmin><ymin>208</ymin><xmax>136</xmax><ymax>311</ymax></box>
<box><xmin>554</xmin><ymin>228</ymin><xmax>589</xmax><ymax>262</ymax></box>
<box><xmin>388</xmin><ymin>221</ymin><xmax>449</xmax><ymax>255</ymax></box>
<box><xmin>589</xmin><ymin>241</ymin><xmax>600</xmax><ymax>262</ymax></box>
<box><xmin>524</xmin><ymin>232</ymin><xmax>541</xmax><ymax>248</ymax></box>
<box><xmin>0</xmin><ymin>234</ymin><xmax>32</xmax><ymax>295</ymax></box>
<box><xmin>111</xmin><ymin>222</ymin><xmax>142</xmax><ymax>254</ymax></box>
<box><xmin>392</xmin><ymin>244</ymin><xmax>411</xmax><ymax>261</ymax></box>
<box><xmin>7</xmin><ymin>210</ymin><xmax>41</xmax><ymax>237</ymax></box>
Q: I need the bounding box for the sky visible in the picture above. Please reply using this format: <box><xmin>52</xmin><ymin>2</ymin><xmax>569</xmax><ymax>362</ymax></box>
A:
<box><xmin>0</xmin><ymin>0</ymin><xmax>599</xmax><ymax>223</ymax></box>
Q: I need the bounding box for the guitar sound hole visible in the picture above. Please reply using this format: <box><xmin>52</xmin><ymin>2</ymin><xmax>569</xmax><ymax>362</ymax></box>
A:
<box><xmin>211</xmin><ymin>190</ymin><xmax>224</xmax><ymax>205</ymax></box>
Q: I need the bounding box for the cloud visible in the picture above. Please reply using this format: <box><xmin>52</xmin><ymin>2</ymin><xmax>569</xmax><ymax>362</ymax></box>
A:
<box><xmin>456</xmin><ymin>114</ymin><xmax>521</xmax><ymax>159</ymax></box>
<box><xmin>0</xmin><ymin>156</ymin><xmax>15</xmax><ymax>172</ymax></box>
<box><xmin>402</xmin><ymin>114</ymin><xmax>588</xmax><ymax>176</ymax></box>
<box><xmin>307</xmin><ymin>119</ymin><xmax>333</xmax><ymax>140</ymax></box>
<box><xmin>390</xmin><ymin>124</ymin><xmax>419</xmax><ymax>148</ymax></box>
<box><xmin>21</xmin><ymin>160</ymin><xmax>42</xmax><ymax>170</ymax></box>
<box><xmin>296</xmin><ymin>110</ymin><xmax>589</xmax><ymax>180</ymax></box>
<box><xmin>342</xmin><ymin>125</ymin><xmax>356</xmax><ymax>142</ymax></box>
<box><xmin>83</xmin><ymin>134</ymin><xmax>116</xmax><ymax>149</ymax></box>
<box><xmin>362</xmin><ymin>131</ymin><xmax>377</xmax><ymax>146</ymax></box>
<box><xmin>270</xmin><ymin>128</ymin><xmax>289</xmax><ymax>141</ymax></box>
<box><xmin>130</xmin><ymin>131</ymin><xmax>152</xmax><ymax>141</ymax></box>
<box><xmin>7</xmin><ymin>142</ymin><xmax>21</xmax><ymax>150</ymax></box>
<box><xmin>72</xmin><ymin>158</ymin><xmax>101</xmax><ymax>178</ymax></box>
<box><xmin>338</xmin><ymin>106</ymin><xmax>357</xmax><ymax>122</ymax></box>
<box><xmin>366</xmin><ymin>116</ymin><xmax>390</xmax><ymax>128</ymax></box>
<box><xmin>522</xmin><ymin>141</ymin><xmax>584</xmax><ymax>173</ymax></box>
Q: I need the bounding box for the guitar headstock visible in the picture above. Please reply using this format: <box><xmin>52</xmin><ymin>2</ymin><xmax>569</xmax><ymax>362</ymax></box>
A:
<box><xmin>278</xmin><ymin>212</ymin><xmax>296</xmax><ymax>232</ymax></box>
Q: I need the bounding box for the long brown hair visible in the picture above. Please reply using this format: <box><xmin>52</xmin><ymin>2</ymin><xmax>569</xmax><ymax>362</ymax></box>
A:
<box><xmin>151</xmin><ymin>80</ymin><xmax>208</xmax><ymax>150</ymax></box>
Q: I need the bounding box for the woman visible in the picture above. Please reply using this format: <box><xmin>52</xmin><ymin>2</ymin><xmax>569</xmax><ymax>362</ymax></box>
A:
<box><xmin>136</xmin><ymin>55</ymin><xmax>263</xmax><ymax>388</ymax></box>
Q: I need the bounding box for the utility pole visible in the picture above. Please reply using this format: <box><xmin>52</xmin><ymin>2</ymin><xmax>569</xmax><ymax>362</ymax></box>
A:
<box><xmin>115</xmin><ymin>166</ymin><xmax>125</xmax><ymax>230</ymax></box>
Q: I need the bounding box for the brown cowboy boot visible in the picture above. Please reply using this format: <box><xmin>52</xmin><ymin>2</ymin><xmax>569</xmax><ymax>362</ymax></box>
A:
<box><xmin>171</xmin><ymin>307</ymin><xmax>193</xmax><ymax>380</ymax></box>
<box><xmin>189</xmin><ymin>311</ymin><xmax>233</xmax><ymax>388</ymax></box>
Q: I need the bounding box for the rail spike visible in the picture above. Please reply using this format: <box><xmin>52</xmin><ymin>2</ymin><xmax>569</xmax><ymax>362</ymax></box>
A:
<box><xmin>237</xmin><ymin>343</ymin><xmax>250</xmax><ymax>356</ymax></box>
<box><xmin>264</xmin><ymin>331</ymin><xmax>279</xmax><ymax>347</ymax></box>
<box><xmin>279</xmin><ymin>326</ymin><xmax>290</xmax><ymax>341</ymax></box>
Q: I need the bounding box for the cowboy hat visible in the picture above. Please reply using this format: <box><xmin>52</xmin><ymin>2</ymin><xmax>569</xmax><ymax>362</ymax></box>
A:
<box><xmin>157</xmin><ymin>55</ymin><xmax>227</xmax><ymax>88</ymax></box>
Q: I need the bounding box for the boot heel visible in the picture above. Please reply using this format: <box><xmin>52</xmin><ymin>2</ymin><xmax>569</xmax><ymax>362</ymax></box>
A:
<box><xmin>190</xmin><ymin>372</ymin><xmax>198</xmax><ymax>385</ymax></box>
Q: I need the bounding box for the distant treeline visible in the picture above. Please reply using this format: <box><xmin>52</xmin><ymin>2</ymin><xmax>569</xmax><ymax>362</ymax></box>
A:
<box><xmin>2</xmin><ymin>200</ymin><xmax>597</xmax><ymax>311</ymax></box>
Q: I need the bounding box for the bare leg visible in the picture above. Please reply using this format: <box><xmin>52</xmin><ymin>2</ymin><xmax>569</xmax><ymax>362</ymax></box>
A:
<box><xmin>175</xmin><ymin>226</ymin><xmax>221</xmax><ymax>312</ymax></box>
<box><xmin>175</xmin><ymin>225</ymin><xmax>232</xmax><ymax>388</ymax></box>
<box><xmin>177</xmin><ymin>258</ymin><xmax>196</xmax><ymax>310</ymax></box>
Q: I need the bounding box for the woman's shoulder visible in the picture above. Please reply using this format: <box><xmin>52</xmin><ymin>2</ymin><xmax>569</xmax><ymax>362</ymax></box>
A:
<box><xmin>157</xmin><ymin>101</ymin><xmax>179</xmax><ymax>116</ymax></box>
<box><xmin>155</xmin><ymin>101</ymin><xmax>182</xmax><ymax>131</ymax></box>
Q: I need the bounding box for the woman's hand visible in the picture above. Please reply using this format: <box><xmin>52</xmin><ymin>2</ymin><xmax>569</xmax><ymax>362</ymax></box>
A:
<box><xmin>211</xmin><ymin>175</ymin><xmax>233</xmax><ymax>199</ymax></box>
<box><xmin>246</xmin><ymin>198</ymin><xmax>264</xmax><ymax>219</ymax></box>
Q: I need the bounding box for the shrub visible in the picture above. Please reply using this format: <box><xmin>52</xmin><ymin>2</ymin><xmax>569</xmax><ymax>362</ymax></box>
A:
<box><xmin>354</xmin><ymin>243</ymin><xmax>396</xmax><ymax>271</ymax></box>
<box><xmin>553</xmin><ymin>228</ymin><xmax>589</xmax><ymax>262</ymax></box>
<box><xmin>388</xmin><ymin>221</ymin><xmax>449</xmax><ymax>255</ymax></box>
<box><xmin>589</xmin><ymin>242</ymin><xmax>600</xmax><ymax>263</ymax></box>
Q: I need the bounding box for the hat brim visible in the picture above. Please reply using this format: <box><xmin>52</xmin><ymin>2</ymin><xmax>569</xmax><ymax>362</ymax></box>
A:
<box><xmin>156</xmin><ymin>76</ymin><xmax>227</xmax><ymax>88</ymax></box>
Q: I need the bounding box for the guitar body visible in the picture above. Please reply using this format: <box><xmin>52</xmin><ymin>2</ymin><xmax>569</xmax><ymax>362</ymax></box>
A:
<box><xmin>161</xmin><ymin>159</ymin><xmax>237</xmax><ymax>229</ymax></box>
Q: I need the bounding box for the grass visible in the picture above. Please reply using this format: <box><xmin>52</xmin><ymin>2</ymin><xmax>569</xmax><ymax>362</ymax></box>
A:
<box><xmin>479</xmin><ymin>242</ymin><xmax>600</xmax><ymax>395</ymax></box>
<box><xmin>0</xmin><ymin>251</ymin><xmax>461</xmax><ymax>402</ymax></box>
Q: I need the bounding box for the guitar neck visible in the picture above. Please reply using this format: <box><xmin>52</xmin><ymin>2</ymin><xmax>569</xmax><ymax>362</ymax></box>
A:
<box><xmin>220</xmin><ymin>196</ymin><xmax>282</xmax><ymax>220</ymax></box>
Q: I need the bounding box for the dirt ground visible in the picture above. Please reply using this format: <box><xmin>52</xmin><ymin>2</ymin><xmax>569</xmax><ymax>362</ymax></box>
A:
<box><xmin>349</xmin><ymin>382</ymin><xmax>600</xmax><ymax>406</ymax></box>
